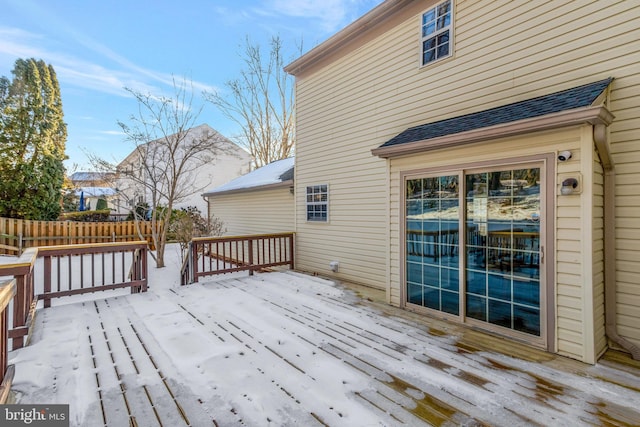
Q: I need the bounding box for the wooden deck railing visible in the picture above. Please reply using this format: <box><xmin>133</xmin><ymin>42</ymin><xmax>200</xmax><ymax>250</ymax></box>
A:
<box><xmin>0</xmin><ymin>241</ymin><xmax>148</xmax><ymax>352</ymax></box>
<box><xmin>0</xmin><ymin>248</ymin><xmax>37</xmax><ymax>351</ymax></box>
<box><xmin>0</xmin><ymin>241</ymin><xmax>149</xmax><ymax>402</ymax></box>
<box><xmin>181</xmin><ymin>233</ymin><xmax>295</xmax><ymax>285</ymax></box>
<box><xmin>0</xmin><ymin>280</ymin><xmax>16</xmax><ymax>403</ymax></box>
<box><xmin>37</xmin><ymin>242</ymin><xmax>148</xmax><ymax>308</ymax></box>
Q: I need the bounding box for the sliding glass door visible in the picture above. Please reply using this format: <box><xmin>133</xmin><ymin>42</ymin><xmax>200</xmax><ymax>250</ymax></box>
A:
<box><xmin>405</xmin><ymin>164</ymin><xmax>543</xmax><ymax>339</ymax></box>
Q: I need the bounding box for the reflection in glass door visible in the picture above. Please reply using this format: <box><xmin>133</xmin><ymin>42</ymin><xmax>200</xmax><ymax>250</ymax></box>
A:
<box><xmin>465</xmin><ymin>168</ymin><xmax>541</xmax><ymax>336</ymax></box>
<box><xmin>406</xmin><ymin>175</ymin><xmax>460</xmax><ymax>315</ymax></box>
<box><xmin>405</xmin><ymin>166</ymin><xmax>543</xmax><ymax>338</ymax></box>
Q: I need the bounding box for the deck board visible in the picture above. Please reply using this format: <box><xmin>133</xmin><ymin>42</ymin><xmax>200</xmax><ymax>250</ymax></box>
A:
<box><xmin>9</xmin><ymin>271</ymin><xmax>640</xmax><ymax>426</ymax></box>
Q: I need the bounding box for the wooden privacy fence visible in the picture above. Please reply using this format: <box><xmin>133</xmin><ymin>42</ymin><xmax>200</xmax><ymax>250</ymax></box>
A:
<box><xmin>181</xmin><ymin>233</ymin><xmax>295</xmax><ymax>285</ymax></box>
<box><xmin>0</xmin><ymin>217</ymin><xmax>156</xmax><ymax>254</ymax></box>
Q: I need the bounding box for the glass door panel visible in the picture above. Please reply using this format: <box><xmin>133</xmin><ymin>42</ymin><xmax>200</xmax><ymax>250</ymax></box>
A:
<box><xmin>464</xmin><ymin>167</ymin><xmax>541</xmax><ymax>336</ymax></box>
<box><xmin>405</xmin><ymin>175</ymin><xmax>460</xmax><ymax>316</ymax></box>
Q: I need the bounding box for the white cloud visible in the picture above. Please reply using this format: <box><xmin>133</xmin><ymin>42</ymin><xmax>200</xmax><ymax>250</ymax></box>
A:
<box><xmin>265</xmin><ymin>0</ymin><xmax>382</xmax><ymax>33</ymax></box>
<box><xmin>98</xmin><ymin>130</ymin><xmax>126</xmax><ymax>136</ymax></box>
<box><xmin>0</xmin><ymin>25</ymin><xmax>218</xmax><ymax>99</ymax></box>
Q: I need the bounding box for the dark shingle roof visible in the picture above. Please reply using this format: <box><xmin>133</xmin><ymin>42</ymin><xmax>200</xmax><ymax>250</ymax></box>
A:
<box><xmin>378</xmin><ymin>78</ymin><xmax>613</xmax><ymax>148</ymax></box>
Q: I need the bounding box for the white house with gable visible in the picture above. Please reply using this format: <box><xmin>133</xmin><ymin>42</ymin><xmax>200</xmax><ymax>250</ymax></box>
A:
<box><xmin>116</xmin><ymin>124</ymin><xmax>251</xmax><ymax>216</ymax></box>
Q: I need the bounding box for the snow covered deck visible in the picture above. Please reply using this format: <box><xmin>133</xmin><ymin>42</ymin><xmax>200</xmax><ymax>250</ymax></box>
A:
<box><xmin>9</xmin><ymin>271</ymin><xmax>640</xmax><ymax>426</ymax></box>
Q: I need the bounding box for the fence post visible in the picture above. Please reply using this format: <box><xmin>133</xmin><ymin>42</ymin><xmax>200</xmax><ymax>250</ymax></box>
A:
<box><xmin>18</xmin><ymin>233</ymin><xmax>22</xmax><ymax>256</ymax></box>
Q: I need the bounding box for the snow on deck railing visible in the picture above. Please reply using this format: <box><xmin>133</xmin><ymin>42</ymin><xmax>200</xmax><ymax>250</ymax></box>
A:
<box><xmin>182</xmin><ymin>233</ymin><xmax>295</xmax><ymax>285</ymax></box>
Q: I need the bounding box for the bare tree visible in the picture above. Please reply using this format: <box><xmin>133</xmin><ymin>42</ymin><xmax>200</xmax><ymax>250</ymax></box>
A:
<box><xmin>205</xmin><ymin>35</ymin><xmax>296</xmax><ymax>168</ymax></box>
<box><xmin>92</xmin><ymin>77</ymin><xmax>231</xmax><ymax>268</ymax></box>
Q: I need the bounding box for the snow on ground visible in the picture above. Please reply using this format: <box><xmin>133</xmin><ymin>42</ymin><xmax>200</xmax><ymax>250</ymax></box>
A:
<box><xmin>7</xmin><ymin>244</ymin><xmax>640</xmax><ymax>426</ymax></box>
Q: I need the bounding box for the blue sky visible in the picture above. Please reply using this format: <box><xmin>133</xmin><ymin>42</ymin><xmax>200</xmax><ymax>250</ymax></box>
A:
<box><xmin>0</xmin><ymin>0</ymin><xmax>383</xmax><ymax>171</ymax></box>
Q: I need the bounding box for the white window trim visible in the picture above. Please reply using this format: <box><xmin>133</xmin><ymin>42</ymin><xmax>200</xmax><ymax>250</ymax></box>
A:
<box><xmin>305</xmin><ymin>184</ymin><xmax>329</xmax><ymax>222</ymax></box>
<box><xmin>419</xmin><ymin>0</ymin><xmax>454</xmax><ymax>68</ymax></box>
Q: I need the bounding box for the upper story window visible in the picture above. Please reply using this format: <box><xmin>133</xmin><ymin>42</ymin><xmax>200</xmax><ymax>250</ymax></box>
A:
<box><xmin>421</xmin><ymin>0</ymin><xmax>453</xmax><ymax>66</ymax></box>
<box><xmin>306</xmin><ymin>185</ymin><xmax>328</xmax><ymax>222</ymax></box>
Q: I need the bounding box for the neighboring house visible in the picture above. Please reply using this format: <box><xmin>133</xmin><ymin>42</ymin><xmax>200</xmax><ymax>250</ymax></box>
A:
<box><xmin>69</xmin><ymin>172</ymin><xmax>115</xmax><ymax>188</ymax></box>
<box><xmin>116</xmin><ymin>124</ymin><xmax>251</xmax><ymax>216</ymax></box>
<box><xmin>203</xmin><ymin>157</ymin><xmax>294</xmax><ymax>235</ymax></box>
<box><xmin>70</xmin><ymin>172</ymin><xmax>119</xmax><ymax>211</ymax></box>
<box><xmin>284</xmin><ymin>0</ymin><xmax>640</xmax><ymax>364</ymax></box>
<box><xmin>74</xmin><ymin>187</ymin><xmax>118</xmax><ymax>211</ymax></box>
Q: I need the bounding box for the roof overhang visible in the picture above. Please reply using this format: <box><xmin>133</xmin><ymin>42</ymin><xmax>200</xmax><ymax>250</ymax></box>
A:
<box><xmin>372</xmin><ymin>105</ymin><xmax>614</xmax><ymax>159</ymax></box>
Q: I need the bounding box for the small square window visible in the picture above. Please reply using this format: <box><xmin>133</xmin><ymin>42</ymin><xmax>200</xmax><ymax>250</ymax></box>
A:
<box><xmin>306</xmin><ymin>185</ymin><xmax>328</xmax><ymax>222</ymax></box>
<box><xmin>421</xmin><ymin>0</ymin><xmax>453</xmax><ymax>66</ymax></box>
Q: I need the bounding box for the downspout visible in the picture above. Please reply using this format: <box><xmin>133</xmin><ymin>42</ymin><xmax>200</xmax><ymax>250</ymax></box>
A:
<box><xmin>202</xmin><ymin>195</ymin><xmax>210</xmax><ymax>222</ymax></box>
<box><xmin>595</xmin><ymin>123</ymin><xmax>640</xmax><ymax>359</ymax></box>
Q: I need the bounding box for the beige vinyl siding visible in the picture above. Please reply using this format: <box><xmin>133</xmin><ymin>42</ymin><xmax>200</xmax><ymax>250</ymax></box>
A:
<box><xmin>208</xmin><ymin>188</ymin><xmax>294</xmax><ymax>236</ymax></box>
<box><xmin>609</xmin><ymin>73</ymin><xmax>640</xmax><ymax>350</ymax></box>
<box><xmin>295</xmin><ymin>155</ymin><xmax>388</xmax><ymax>288</ymax></box>
<box><xmin>592</xmin><ymin>150</ymin><xmax>607</xmax><ymax>358</ymax></box>
<box><xmin>294</xmin><ymin>0</ymin><xmax>640</xmax><ymax>355</ymax></box>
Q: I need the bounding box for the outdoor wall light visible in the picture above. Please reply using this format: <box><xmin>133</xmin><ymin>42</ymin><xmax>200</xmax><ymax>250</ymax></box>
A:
<box><xmin>561</xmin><ymin>178</ymin><xmax>579</xmax><ymax>195</ymax></box>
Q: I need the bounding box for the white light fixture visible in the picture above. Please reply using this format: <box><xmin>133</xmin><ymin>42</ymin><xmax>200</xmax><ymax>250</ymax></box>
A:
<box><xmin>561</xmin><ymin>178</ymin><xmax>579</xmax><ymax>195</ymax></box>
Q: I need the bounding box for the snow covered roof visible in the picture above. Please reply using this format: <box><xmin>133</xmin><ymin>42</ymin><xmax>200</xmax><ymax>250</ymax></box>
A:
<box><xmin>70</xmin><ymin>172</ymin><xmax>113</xmax><ymax>182</ymax></box>
<box><xmin>75</xmin><ymin>187</ymin><xmax>118</xmax><ymax>197</ymax></box>
<box><xmin>203</xmin><ymin>157</ymin><xmax>294</xmax><ymax>196</ymax></box>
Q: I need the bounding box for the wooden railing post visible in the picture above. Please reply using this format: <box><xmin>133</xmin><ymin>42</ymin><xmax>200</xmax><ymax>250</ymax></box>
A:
<box><xmin>191</xmin><ymin>241</ymin><xmax>199</xmax><ymax>283</ymax></box>
<box><xmin>141</xmin><ymin>246</ymin><xmax>148</xmax><ymax>292</ymax></box>
<box><xmin>131</xmin><ymin>249</ymin><xmax>139</xmax><ymax>294</ymax></box>
<box><xmin>43</xmin><ymin>255</ymin><xmax>52</xmax><ymax>308</ymax></box>
<box><xmin>289</xmin><ymin>233</ymin><xmax>295</xmax><ymax>270</ymax></box>
<box><xmin>248</xmin><ymin>239</ymin><xmax>254</xmax><ymax>276</ymax></box>
<box><xmin>12</xmin><ymin>275</ymin><xmax>26</xmax><ymax>350</ymax></box>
